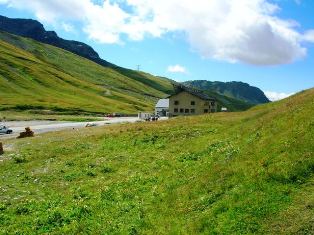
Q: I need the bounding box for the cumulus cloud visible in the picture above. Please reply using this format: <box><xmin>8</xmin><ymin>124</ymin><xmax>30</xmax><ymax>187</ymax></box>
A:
<box><xmin>264</xmin><ymin>91</ymin><xmax>295</xmax><ymax>101</ymax></box>
<box><xmin>61</xmin><ymin>23</ymin><xmax>75</xmax><ymax>33</ymax></box>
<box><xmin>303</xmin><ymin>30</ymin><xmax>314</xmax><ymax>43</ymax></box>
<box><xmin>167</xmin><ymin>65</ymin><xmax>187</xmax><ymax>73</ymax></box>
<box><xmin>1</xmin><ymin>0</ymin><xmax>313</xmax><ymax>65</ymax></box>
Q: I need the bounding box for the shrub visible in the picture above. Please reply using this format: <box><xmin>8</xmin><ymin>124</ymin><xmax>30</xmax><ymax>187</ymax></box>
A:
<box><xmin>86</xmin><ymin>171</ymin><xmax>96</xmax><ymax>177</ymax></box>
<box><xmin>101</xmin><ymin>166</ymin><xmax>114</xmax><ymax>174</ymax></box>
<box><xmin>12</xmin><ymin>154</ymin><xmax>27</xmax><ymax>164</ymax></box>
<box><xmin>15</xmin><ymin>206</ymin><xmax>30</xmax><ymax>215</ymax></box>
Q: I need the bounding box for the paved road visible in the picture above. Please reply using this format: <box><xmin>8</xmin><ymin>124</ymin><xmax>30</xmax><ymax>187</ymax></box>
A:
<box><xmin>0</xmin><ymin>117</ymin><xmax>140</xmax><ymax>139</ymax></box>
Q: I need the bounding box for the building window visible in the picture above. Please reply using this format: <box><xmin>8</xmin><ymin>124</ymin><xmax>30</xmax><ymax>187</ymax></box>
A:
<box><xmin>180</xmin><ymin>108</ymin><xmax>184</xmax><ymax>113</ymax></box>
<box><xmin>174</xmin><ymin>100</ymin><xmax>179</xmax><ymax>105</ymax></box>
<box><xmin>191</xmin><ymin>109</ymin><xmax>195</xmax><ymax>113</ymax></box>
<box><xmin>174</xmin><ymin>108</ymin><xmax>178</xmax><ymax>113</ymax></box>
<box><xmin>204</xmin><ymin>109</ymin><xmax>209</xmax><ymax>113</ymax></box>
<box><xmin>211</xmin><ymin>101</ymin><xmax>215</xmax><ymax>106</ymax></box>
<box><xmin>191</xmin><ymin>101</ymin><xmax>195</xmax><ymax>105</ymax></box>
<box><xmin>185</xmin><ymin>109</ymin><xmax>189</xmax><ymax>113</ymax></box>
<box><xmin>204</xmin><ymin>101</ymin><xmax>209</xmax><ymax>106</ymax></box>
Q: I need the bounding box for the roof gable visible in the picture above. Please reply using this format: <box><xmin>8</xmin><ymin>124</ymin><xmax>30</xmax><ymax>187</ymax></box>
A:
<box><xmin>168</xmin><ymin>84</ymin><xmax>215</xmax><ymax>101</ymax></box>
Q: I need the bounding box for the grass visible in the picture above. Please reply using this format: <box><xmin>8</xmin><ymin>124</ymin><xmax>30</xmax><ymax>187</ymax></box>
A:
<box><xmin>0</xmin><ymin>31</ymin><xmax>174</xmax><ymax>115</ymax></box>
<box><xmin>0</xmin><ymin>88</ymin><xmax>313</xmax><ymax>234</ymax></box>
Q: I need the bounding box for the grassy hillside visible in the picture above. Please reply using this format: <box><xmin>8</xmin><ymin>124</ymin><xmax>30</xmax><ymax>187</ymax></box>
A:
<box><xmin>0</xmin><ymin>31</ymin><xmax>173</xmax><ymax>115</ymax></box>
<box><xmin>1</xmin><ymin>88</ymin><xmax>313</xmax><ymax>234</ymax></box>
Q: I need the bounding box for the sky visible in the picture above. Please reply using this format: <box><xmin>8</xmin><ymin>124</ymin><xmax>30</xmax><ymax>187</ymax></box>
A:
<box><xmin>0</xmin><ymin>0</ymin><xmax>313</xmax><ymax>101</ymax></box>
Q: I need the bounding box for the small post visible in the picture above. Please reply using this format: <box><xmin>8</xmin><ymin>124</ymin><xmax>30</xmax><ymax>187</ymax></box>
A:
<box><xmin>0</xmin><ymin>142</ymin><xmax>3</xmax><ymax>155</ymax></box>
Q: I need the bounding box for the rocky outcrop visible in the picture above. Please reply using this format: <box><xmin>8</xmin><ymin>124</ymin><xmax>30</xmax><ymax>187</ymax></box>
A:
<box><xmin>0</xmin><ymin>15</ymin><xmax>113</xmax><ymax>67</ymax></box>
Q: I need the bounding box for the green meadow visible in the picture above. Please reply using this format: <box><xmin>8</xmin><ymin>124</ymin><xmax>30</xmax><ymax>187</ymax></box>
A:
<box><xmin>0</xmin><ymin>88</ymin><xmax>313</xmax><ymax>234</ymax></box>
<box><xmin>0</xmin><ymin>31</ymin><xmax>173</xmax><ymax>116</ymax></box>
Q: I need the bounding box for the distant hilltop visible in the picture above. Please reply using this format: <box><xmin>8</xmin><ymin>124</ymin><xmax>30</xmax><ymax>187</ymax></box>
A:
<box><xmin>184</xmin><ymin>80</ymin><xmax>270</xmax><ymax>104</ymax></box>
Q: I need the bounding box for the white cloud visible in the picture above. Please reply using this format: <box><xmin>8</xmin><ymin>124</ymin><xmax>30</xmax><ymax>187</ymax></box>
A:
<box><xmin>264</xmin><ymin>91</ymin><xmax>295</xmax><ymax>101</ymax></box>
<box><xmin>61</xmin><ymin>23</ymin><xmax>75</xmax><ymax>33</ymax></box>
<box><xmin>167</xmin><ymin>65</ymin><xmax>187</xmax><ymax>73</ymax></box>
<box><xmin>303</xmin><ymin>30</ymin><xmax>314</xmax><ymax>43</ymax></box>
<box><xmin>1</xmin><ymin>0</ymin><xmax>314</xmax><ymax>65</ymax></box>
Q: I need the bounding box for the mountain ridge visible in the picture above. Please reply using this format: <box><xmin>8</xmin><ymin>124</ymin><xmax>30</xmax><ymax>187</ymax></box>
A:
<box><xmin>0</xmin><ymin>30</ymin><xmax>256</xmax><ymax>115</ymax></box>
<box><xmin>0</xmin><ymin>15</ymin><xmax>114</xmax><ymax>67</ymax></box>
<box><xmin>0</xmin><ymin>30</ymin><xmax>173</xmax><ymax>115</ymax></box>
<box><xmin>0</xmin><ymin>15</ymin><xmax>268</xmax><ymax>113</ymax></box>
<box><xmin>0</xmin><ymin>15</ymin><xmax>179</xmax><ymax>95</ymax></box>
<box><xmin>184</xmin><ymin>80</ymin><xmax>270</xmax><ymax>104</ymax></box>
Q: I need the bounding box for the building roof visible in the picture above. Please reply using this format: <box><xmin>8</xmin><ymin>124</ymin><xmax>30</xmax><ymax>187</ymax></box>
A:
<box><xmin>168</xmin><ymin>84</ymin><xmax>216</xmax><ymax>101</ymax></box>
<box><xmin>155</xmin><ymin>99</ymin><xmax>169</xmax><ymax>108</ymax></box>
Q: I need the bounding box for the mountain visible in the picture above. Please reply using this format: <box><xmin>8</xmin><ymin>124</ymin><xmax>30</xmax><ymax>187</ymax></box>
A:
<box><xmin>0</xmin><ymin>15</ymin><xmax>265</xmax><ymax>114</ymax></box>
<box><xmin>0</xmin><ymin>15</ymin><xmax>113</xmax><ymax>67</ymax></box>
<box><xmin>0</xmin><ymin>16</ymin><xmax>255</xmax><ymax>112</ymax></box>
<box><xmin>0</xmin><ymin>15</ymin><xmax>175</xmax><ymax>91</ymax></box>
<box><xmin>0</xmin><ymin>15</ymin><xmax>175</xmax><ymax>90</ymax></box>
<box><xmin>0</xmin><ymin>31</ymin><xmax>173</xmax><ymax>114</ymax></box>
<box><xmin>184</xmin><ymin>80</ymin><xmax>270</xmax><ymax>104</ymax></box>
<box><xmin>1</xmin><ymin>87</ymin><xmax>313</xmax><ymax>233</ymax></box>
<box><xmin>0</xmin><ymin>15</ymin><xmax>178</xmax><ymax>106</ymax></box>
<box><xmin>0</xmin><ymin>30</ymin><xmax>253</xmax><ymax>116</ymax></box>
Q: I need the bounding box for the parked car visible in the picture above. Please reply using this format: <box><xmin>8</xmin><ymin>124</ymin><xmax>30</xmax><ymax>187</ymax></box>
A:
<box><xmin>0</xmin><ymin>125</ymin><xmax>13</xmax><ymax>134</ymax></box>
<box><xmin>85</xmin><ymin>123</ymin><xmax>97</xmax><ymax>128</ymax></box>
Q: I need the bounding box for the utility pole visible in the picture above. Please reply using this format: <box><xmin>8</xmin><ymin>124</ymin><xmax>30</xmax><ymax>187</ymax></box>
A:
<box><xmin>137</xmin><ymin>65</ymin><xmax>141</xmax><ymax>71</ymax></box>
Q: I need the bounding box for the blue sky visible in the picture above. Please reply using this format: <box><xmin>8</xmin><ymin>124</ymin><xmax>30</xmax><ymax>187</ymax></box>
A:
<box><xmin>0</xmin><ymin>0</ymin><xmax>313</xmax><ymax>100</ymax></box>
